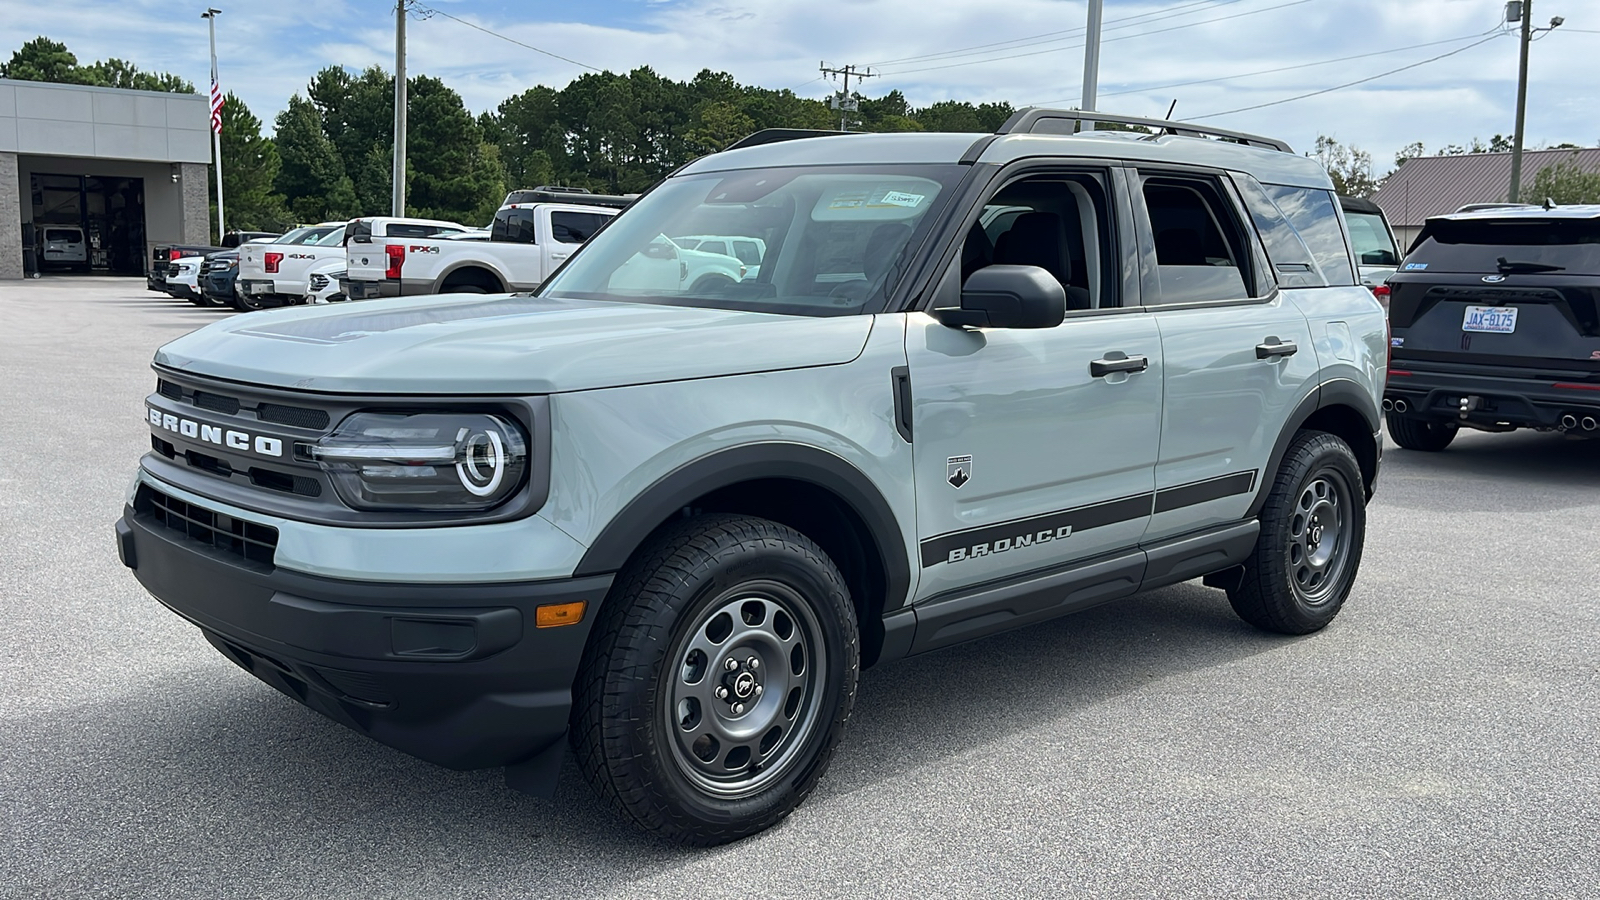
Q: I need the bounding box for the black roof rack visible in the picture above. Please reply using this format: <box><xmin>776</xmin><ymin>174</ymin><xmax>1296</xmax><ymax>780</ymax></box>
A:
<box><xmin>997</xmin><ymin>108</ymin><xmax>1292</xmax><ymax>153</ymax></box>
<box><xmin>724</xmin><ymin>128</ymin><xmax>852</xmax><ymax>151</ymax></box>
<box><xmin>501</xmin><ymin>187</ymin><xmax>635</xmax><ymax>209</ymax></box>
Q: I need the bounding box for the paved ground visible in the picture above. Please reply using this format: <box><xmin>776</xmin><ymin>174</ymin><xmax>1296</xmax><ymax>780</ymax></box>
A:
<box><xmin>3</xmin><ymin>277</ymin><xmax>1598</xmax><ymax>899</ymax></box>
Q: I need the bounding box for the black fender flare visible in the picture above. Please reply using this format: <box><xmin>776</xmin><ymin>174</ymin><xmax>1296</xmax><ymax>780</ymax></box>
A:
<box><xmin>572</xmin><ymin>443</ymin><xmax>913</xmax><ymax>613</ymax></box>
<box><xmin>1247</xmin><ymin>378</ymin><xmax>1381</xmax><ymax>517</ymax></box>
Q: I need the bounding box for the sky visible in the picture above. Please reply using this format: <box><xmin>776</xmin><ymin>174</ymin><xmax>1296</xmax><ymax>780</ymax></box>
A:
<box><xmin>2</xmin><ymin>0</ymin><xmax>1596</xmax><ymax>175</ymax></box>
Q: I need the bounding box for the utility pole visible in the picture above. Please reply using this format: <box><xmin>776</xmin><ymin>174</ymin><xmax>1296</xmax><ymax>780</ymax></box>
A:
<box><xmin>201</xmin><ymin>8</ymin><xmax>224</xmax><ymax>241</ymax></box>
<box><xmin>1507</xmin><ymin>0</ymin><xmax>1565</xmax><ymax>202</ymax></box>
<box><xmin>1081</xmin><ymin>0</ymin><xmax>1103</xmax><ymax>131</ymax></box>
<box><xmin>819</xmin><ymin>62</ymin><xmax>876</xmax><ymax>131</ymax></box>
<box><xmin>392</xmin><ymin>0</ymin><xmax>407</xmax><ymax>216</ymax></box>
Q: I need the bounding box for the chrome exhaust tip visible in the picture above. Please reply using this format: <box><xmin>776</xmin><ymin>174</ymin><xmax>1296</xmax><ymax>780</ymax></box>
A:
<box><xmin>1584</xmin><ymin>417</ymin><xmax>1598</xmax><ymax>432</ymax></box>
<box><xmin>1561</xmin><ymin>414</ymin><xmax>1579</xmax><ymax>430</ymax></box>
<box><xmin>1381</xmin><ymin>399</ymin><xmax>1394</xmax><ymax>412</ymax></box>
<box><xmin>1393</xmin><ymin>399</ymin><xmax>1408</xmax><ymax>414</ymax></box>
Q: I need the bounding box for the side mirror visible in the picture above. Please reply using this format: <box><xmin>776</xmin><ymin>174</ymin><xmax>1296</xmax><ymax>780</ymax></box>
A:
<box><xmin>642</xmin><ymin>238</ymin><xmax>678</xmax><ymax>260</ymax></box>
<box><xmin>931</xmin><ymin>265</ymin><xmax>1066</xmax><ymax>329</ymax></box>
<box><xmin>1361</xmin><ymin>249</ymin><xmax>1397</xmax><ymax>266</ymax></box>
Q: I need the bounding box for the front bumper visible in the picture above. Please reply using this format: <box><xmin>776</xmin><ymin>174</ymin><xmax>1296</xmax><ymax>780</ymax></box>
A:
<box><xmin>1385</xmin><ymin>366</ymin><xmax>1600</xmax><ymax>430</ymax></box>
<box><xmin>115</xmin><ymin>506</ymin><xmax>612</xmax><ymax>773</ymax></box>
<box><xmin>201</xmin><ymin>272</ymin><xmax>236</xmax><ymax>302</ymax></box>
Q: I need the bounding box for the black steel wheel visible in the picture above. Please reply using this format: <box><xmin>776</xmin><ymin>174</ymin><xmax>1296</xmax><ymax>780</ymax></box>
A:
<box><xmin>1228</xmin><ymin>430</ymin><xmax>1366</xmax><ymax>634</ymax></box>
<box><xmin>1386</xmin><ymin>411</ymin><xmax>1457</xmax><ymax>451</ymax></box>
<box><xmin>572</xmin><ymin>514</ymin><xmax>858</xmax><ymax>846</ymax></box>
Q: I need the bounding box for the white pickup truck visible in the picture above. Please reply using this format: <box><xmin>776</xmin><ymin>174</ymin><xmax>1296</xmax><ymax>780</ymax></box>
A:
<box><xmin>343</xmin><ymin>190</ymin><xmax>632</xmax><ymax>299</ymax></box>
<box><xmin>239</xmin><ymin>218</ymin><xmax>469</xmax><ymax>310</ymax></box>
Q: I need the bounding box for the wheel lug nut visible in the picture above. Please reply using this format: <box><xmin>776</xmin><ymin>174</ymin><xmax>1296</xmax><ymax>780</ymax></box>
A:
<box><xmin>746</xmin><ymin>657</ymin><xmax>760</xmax><ymax>670</ymax></box>
<box><xmin>724</xmin><ymin>658</ymin><xmax>739</xmax><ymax>671</ymax></box>
<box><xmin>753</xmin><ymin>684</ymin><xmax>763</xmax><ymax>696</ymax></box>
<box><xmin>732</xmin><ymin>702</ymin><xmax>745</xmax><ymax>715</ymax></box>
<box><xmin>714</xmin><ymin>686</ymin><xmax>728</xmax><ymax>699</ymax></box>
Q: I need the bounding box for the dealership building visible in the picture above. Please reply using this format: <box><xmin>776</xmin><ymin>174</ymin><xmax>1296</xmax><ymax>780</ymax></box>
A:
<box><xmin>0</xmin><ymin>78</ymin><xmax>212</xmax><ymax>280</ymax></box>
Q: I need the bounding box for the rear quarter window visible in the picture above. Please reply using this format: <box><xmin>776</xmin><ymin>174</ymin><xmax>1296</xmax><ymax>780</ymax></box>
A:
<box><xmin>1261</xmin><ymin>185</ymin><xmax>1355</xmax><ymax>286</ymax></box>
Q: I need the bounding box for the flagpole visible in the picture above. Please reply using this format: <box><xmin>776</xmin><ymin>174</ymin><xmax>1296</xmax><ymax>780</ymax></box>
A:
<box><xmin>202</xmin><ymin>8</ymin><xmax>224</xmax><ymax>241</ymax></box>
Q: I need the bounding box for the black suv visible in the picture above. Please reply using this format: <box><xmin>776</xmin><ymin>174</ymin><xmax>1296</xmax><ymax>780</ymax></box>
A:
<box><xmin>1384</xmin><ymin>206</ymin><xmax>1600</xmax><ymax>450</ymax></box>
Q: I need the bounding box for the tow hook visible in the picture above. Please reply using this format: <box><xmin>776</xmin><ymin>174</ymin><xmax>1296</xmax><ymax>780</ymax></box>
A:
<box><xmin>1458</xmin><ymin>395</ymin><xmax>1482</xmax><ymax>419</ymax></box>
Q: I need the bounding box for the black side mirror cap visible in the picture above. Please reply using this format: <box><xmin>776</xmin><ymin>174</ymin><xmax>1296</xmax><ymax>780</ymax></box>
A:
<box><xmin>931</xmin><ymin>265</ymin><xmax>1066</xmax><ymax>329</ymax></box>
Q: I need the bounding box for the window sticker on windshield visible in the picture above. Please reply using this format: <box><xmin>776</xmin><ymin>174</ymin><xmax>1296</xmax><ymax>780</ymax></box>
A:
<box><xmin>879</xmin><ymin>191</ymin><xmax>925</xmax><ymax>208</ymax></box>
<box><xmin>827</xmin><ymin>191</ymin><xmax>869</xmax><ymax>210</ymax></box>
<box><xmin>1404</xmin><ymin>262</ymin><xmax>1428</xmax><ymax>270</ymax></box>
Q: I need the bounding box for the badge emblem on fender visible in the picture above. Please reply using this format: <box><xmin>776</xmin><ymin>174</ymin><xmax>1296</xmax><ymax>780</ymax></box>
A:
<box><xmin>947</xmin><ymin>455</ymin><xmax>972</xmax><ymax>489</ymax></box>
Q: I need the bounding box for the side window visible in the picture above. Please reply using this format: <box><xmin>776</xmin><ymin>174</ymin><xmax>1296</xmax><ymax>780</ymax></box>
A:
<box><xmin>1261</xmin><ymin>185</ymin><xmax>1355</xmax><ymax>286</ymax></box>
<box><xmin>551</xmin><ymin>212</ymin><xmax>607</xmax><ymax>244</ymax></box>
<box><xmin>1140</xmin><ymin>175</ymin><xmax>1253</xmax><ymax>304</ymax></box>
<box><xmin>731</xmin><ymin>241</ymin><xmax>762</xmax><ymax>266</ymax></box>
<box><xmin>698</xmin><ymin>241</ymin><xmax>729</xmax><ymax>256</ymax></box>
<box><xmin>961</xmin><ymin>173</ymin><xmax>1116</xmax><ymax>311</ymax></box>
<box><xmin>491</xmin><ymin>210</ymin><xmax>538</xmax><ymax>243</ymax></box>
<box><xmin>1229</xmin><ymin>173</ymin><xmax>1322</xmax><ymax>287</ymax></box>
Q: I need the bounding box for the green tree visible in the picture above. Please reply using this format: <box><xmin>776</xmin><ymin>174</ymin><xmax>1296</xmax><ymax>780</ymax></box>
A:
<box><xmin>1394</xmin><ymin>141</ymin><xmax>1426</xmax><ymax>170</ymax></box>
<box><xmin>405</xmin><ymin>75</ymin><xmax>505</xmax><ymax>224</ymax></box>
<box><xmin>273</xmin><ymin>94</ymin><xmax>358</xmax><ymax>223</ymax></box>
<box><xmin>1523</xmin><ymin>157</ymin><xmax>1600</xmax><ymax>205</ymax></box>
<box><xmin>0</xmin><ymin>36</ymin><xmax>88</xmax><ymax>83</ymax></box>
<box><xmin>1310</xmin><ymin>135</ymin><xmax>1377</xmax><ymax>197</ymax></box>
<box><xmin>214</xmin><ymin>93</ymin><xmax>288</xmax><ymax>234</ymax></box>
<box><xmin>912</xmin><ymin>100</ymin><xmax>1014</xmax><ymax>133</ymax></box>
<box><xmin>684</xmin><ymin>100</ymin><xmax>757</xmax><ymax>155</ymax></box>
<box><xmin>1</xmin><ymin>36</ymin><xmax>193</xmax><ymax>92</ymax></box>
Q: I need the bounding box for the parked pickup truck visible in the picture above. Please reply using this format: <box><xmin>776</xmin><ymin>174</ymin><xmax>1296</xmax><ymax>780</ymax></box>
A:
<box><xmin>344</xmin><ymin>191</ymin><xmax>629</xmax><ymax>299</ymax></box>
<box><xmin>148</xmin><ymin>231</ymin><xmax>278</xmax><ymax>292</ymax></box>
<box><xmin>236</xmin><ymin>222</ymin><xmax>352</xmax><ymax>310</ymax></box>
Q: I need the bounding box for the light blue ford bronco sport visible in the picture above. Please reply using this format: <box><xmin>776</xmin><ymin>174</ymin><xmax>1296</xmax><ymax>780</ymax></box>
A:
<box><xmin>116</xmin><ymin>110</ymin><xmax>1385</xmax><ymax>845</ymax></box>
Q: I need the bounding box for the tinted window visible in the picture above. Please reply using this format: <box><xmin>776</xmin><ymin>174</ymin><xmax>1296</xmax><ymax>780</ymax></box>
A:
<box><xmin>284</xmin><ymin>226</ymin><xmax>339</xmax><ymax>245</ymax></box>
<box><xmin>543</xmin><ymin>165</ymin><xmax>961</xmax><ymax>317</ymax></box>
<box><xmin>958</xmin><ymin>173</ymin><xmax>1115</xmax><ymax>310</ymax></box>
<box><xmin>45</xmin><ymin>229</ymin><xmax>79</xmax><ymax>242</ymax></box>
<box><xmin>386</xmin><ymin>223</ymin><xmax>459</xmax><ymax>239</ymax></box>
<box><xmin>1142</xmin><ymin>177</ymin><xmax>1251</xmax><ymax>304</ymax></box>
<box><xmin>492</xmin><ymin>210</ymin><xmax>537</xmax><ymax>243</ymax></box>
<box><xmin>697</xmin><ymin>240</ymin><xmax>729</xmax><ymax>256</ymax></box>
<box><xmin>551</xmin><ymin>212</ymin><xmax>609</xmax><ymax>244</ymax></box>
<box><xmin>1230</xmin><ymin>174</ymin><xmax>1320</xmax><ymax>287</ymax></box>
<box><xmin>731</xmin><ymin>241</ymin><xmax>763</xmax><ymax>266</ymax></box>
<box><xmin>1262</xmin><ymin>185</ymin><xmax>1355</xmax><ymax>286</ymax></box>
<box><xmin>1404</xmin><ymin>219</ymin><xmax>1600</xmax><ymax>275</ymax></box>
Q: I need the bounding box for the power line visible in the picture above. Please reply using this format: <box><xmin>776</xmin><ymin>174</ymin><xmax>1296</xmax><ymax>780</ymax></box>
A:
<box><xmin>877</xmin><ymin>0</ymin><xmax>1314</xmax><ymax>77</ymax></box>
<box><xmin>1191</xmin><ymin>32</ymin><xmax>1507</xmax><ymax>120</ymax></box>
<box><xmin>1029</xmin><ymin>32</ymin><xmax>1494</xmax><ymax>107</ymax></box>
<box><xmin>863</xmin><ymin>0</ymin><xmax>1245</xmax><ymax>68</ymax></box>
<box><xmin>409</xmin><ymin>2</ymin><xmax>600</xmax><ymax>72</ymax></box>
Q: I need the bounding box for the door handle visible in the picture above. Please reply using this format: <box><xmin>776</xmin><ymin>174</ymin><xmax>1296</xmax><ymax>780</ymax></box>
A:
<box><xmin>1089</xmin><ymin>353</ymin><xmax>1149</xmax><ymax>377</ymax></box>
<box><xmin>1256</xmin><ymin>338</ymin><xmax>1298</xmax><ymax>359</ymax></box>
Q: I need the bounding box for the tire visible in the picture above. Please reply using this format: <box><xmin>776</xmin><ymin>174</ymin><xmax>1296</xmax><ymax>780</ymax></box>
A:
<box><xmin>1227</xmin><ymin>430</ymin><xmax>1366</xmax><ymax>635</ymax></box>
<box><xmin>441</xmin><ymin>283</ymin><xmax>489</xmax><ymax>294</ymax></box>
<box><xmin>1385</xmin><ymin>411</ymin><xmax>1457</xmax><ymax>451</ymax></box>
<box><xmin>572</xmin><ymin>514</ymin><xmax>859</xmax><ymax>846</ymax></box>
<box><xmin>690</xmin><ymin>274</ymin><xmax>735</xmax><ymax>293</ymax></box>
<box><xmin>231</xmin><ymin>291</ymin><xmax>268</xmax><ymax>312</ymax></box>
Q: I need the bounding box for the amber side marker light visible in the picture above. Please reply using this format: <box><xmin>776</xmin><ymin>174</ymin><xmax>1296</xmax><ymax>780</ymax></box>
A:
<box><xmin>536</xmin><ymin>601</ymin><xmax>587</xmax><ymax>628</ymax></box>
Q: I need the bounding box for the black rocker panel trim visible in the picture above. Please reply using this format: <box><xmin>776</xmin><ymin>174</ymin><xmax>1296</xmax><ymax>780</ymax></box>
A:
<box><xmin>574</xmin><ymin>443</ymin><xmax>913</xmax><ymax>613</ymax></box>
<box><xmin>917</xmin><ymin>470</ymin><xmax>1258</xmax><ymax>568</ymax></box>
<box><xmin>908</xmin><ymin>520</ymin><xmax>1259</xmax><ymax>657</ymax></box>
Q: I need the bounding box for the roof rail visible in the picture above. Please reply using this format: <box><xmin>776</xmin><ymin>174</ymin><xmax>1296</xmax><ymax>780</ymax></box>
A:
<box><xmin>724</xmin><ymin>128</ymin><xmax>852</xmax><ymax>151</ymax></box>
<box><xmin>997</xmin><ymin>108</ymin><xmax>1292</xmax><ymax>153</ymax></box>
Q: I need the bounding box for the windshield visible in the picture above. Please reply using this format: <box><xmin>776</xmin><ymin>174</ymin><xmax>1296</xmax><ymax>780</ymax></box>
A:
<box><xmin>539</xmin><ymin>165</ymin><xmax>963</xmax><ymax>316</ymax></box>
<box><xmin>1406</xmin><ymin>219</ymin><xmax>1600</xmax><ymax>274</ymax></box>
<box><xmin>1345</xmin><ymin>211</ymin><xmax>1398</xmax><ymax>267</ymax></box>
<box><xmin>311</xmin><ymin>226</ymin><xmax>350</xmax><ymax>247</ymax></box>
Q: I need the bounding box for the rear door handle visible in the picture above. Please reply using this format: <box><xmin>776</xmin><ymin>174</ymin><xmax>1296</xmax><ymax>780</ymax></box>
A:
<box><xmin>1090</xmin><ymin>353</ymin><xmax>1149</xmax><ymax>377</ymax></box>
<box><xmin>1256</xmin><ymin>338</ymin><xmax>1298</xmax><ymax>359</ymax></box>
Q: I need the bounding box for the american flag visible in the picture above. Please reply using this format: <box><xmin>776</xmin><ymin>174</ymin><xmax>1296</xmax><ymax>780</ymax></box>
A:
<box><xmin>209</xmin><ymin>67</ymin><xmax>224</xmax><ymax>134</ymax></box>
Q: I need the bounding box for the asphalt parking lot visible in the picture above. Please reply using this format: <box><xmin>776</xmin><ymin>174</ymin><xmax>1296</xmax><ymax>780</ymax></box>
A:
<box><xmin>3</xmin><ymin>277</ymin><xmax>1598</xmax><ymax>899</ymax></box>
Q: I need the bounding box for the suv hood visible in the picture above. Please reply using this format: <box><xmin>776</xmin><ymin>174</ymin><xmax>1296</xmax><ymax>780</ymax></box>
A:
<box><xmin>154</xmin><ymin>295</ymin><xmax>875</xmax><ymax>394</ymax></box>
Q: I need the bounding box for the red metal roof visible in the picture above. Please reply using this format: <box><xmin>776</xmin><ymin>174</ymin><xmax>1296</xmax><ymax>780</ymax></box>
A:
<box><xmin>1371</xmin><ymin>148</ymin><xmax>1600</xmax><ymax>227</ymax></box>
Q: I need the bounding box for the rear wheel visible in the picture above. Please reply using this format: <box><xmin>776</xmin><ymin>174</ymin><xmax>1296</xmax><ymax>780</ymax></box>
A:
<box><xmin>231</xmin><ymin>290</ymin><xmax>268</xmax><ymax>312</ymax></box>
<box><xmin>1228</xmin><ymin>430</ymin><xmax>1366</xmax><ymax>635</ymax></box>
<box><xmin>1385</xmin><ymin>412</ymin><xmax>1457</xmax><ymax>451</ymax></box>
<box><xmin>572</xmin><ymin>514</ymin><xmax>858</xmax><ymax>846</ymax></box>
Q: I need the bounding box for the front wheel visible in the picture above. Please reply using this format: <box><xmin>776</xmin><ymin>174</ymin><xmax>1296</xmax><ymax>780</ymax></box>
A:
<box><xmin>1228</xmin><ymin>430</ymin><xmax>1366</xmax><ymax>635</ymax></box>
<box><xmin>1385</xmin><ymin>412</ymin><xmax>1457</xmax><ymax>451</ymax></box>
<box><xmin>572</xmin><ymin>514</ymin><xmax>858</xmax><ymax>846</ymax></box>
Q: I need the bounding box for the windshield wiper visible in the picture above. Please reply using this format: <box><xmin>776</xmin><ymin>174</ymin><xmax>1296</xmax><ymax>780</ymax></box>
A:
<box><xmin>1497</xmin><ymin>257</ymin><xmax>1565</xmax><ymax>274</ymax></box>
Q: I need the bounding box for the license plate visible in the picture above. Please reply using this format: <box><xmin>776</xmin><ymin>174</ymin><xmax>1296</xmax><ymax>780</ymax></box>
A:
<box><xmin>1463</xmin><ymin>305</ymin><xmax>1517</xmax><ymax>334</ymax></box>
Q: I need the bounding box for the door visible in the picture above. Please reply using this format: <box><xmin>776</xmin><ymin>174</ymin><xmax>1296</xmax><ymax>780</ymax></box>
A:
<box><xmin>1133</xmin><ymin>171</ymin><xmax>1320</xmax><ymax>541</ymax></box>
<box><xmin>906</xmin><ymin>170</ymin><xmax>1163</xmax><ymax>602</ymax></box>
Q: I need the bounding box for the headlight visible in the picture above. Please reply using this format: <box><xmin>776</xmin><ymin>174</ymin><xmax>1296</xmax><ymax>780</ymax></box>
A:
<box><xmin>309</xmin><ymin>412</ymin><xmax>528</xmax><ymax>511</ymax></box>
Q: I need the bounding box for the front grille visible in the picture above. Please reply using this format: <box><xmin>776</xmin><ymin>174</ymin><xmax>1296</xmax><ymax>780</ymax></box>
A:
<box><xmin>194</xmin><ymin>391</ymin><xmax>241</xmax><ymax>415</ymax></box>
<box><xmin>135</xmin><ymin>484</ymin><xmax>278</xmax><ymax>568</ymax></box>
<box><xmin>258</xmin><ymin>403</ymin><xmax>330</xmax><ymax>430</ymax></box>
<box><xmin>309</xmin><ymin>273</ymin><xmax>329</xmax><ymax>290</ymax></box>
<box><xmin>158</xmin><ymin>379</ymin><xmax>183</xmax><ymax>400</ymax></box>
